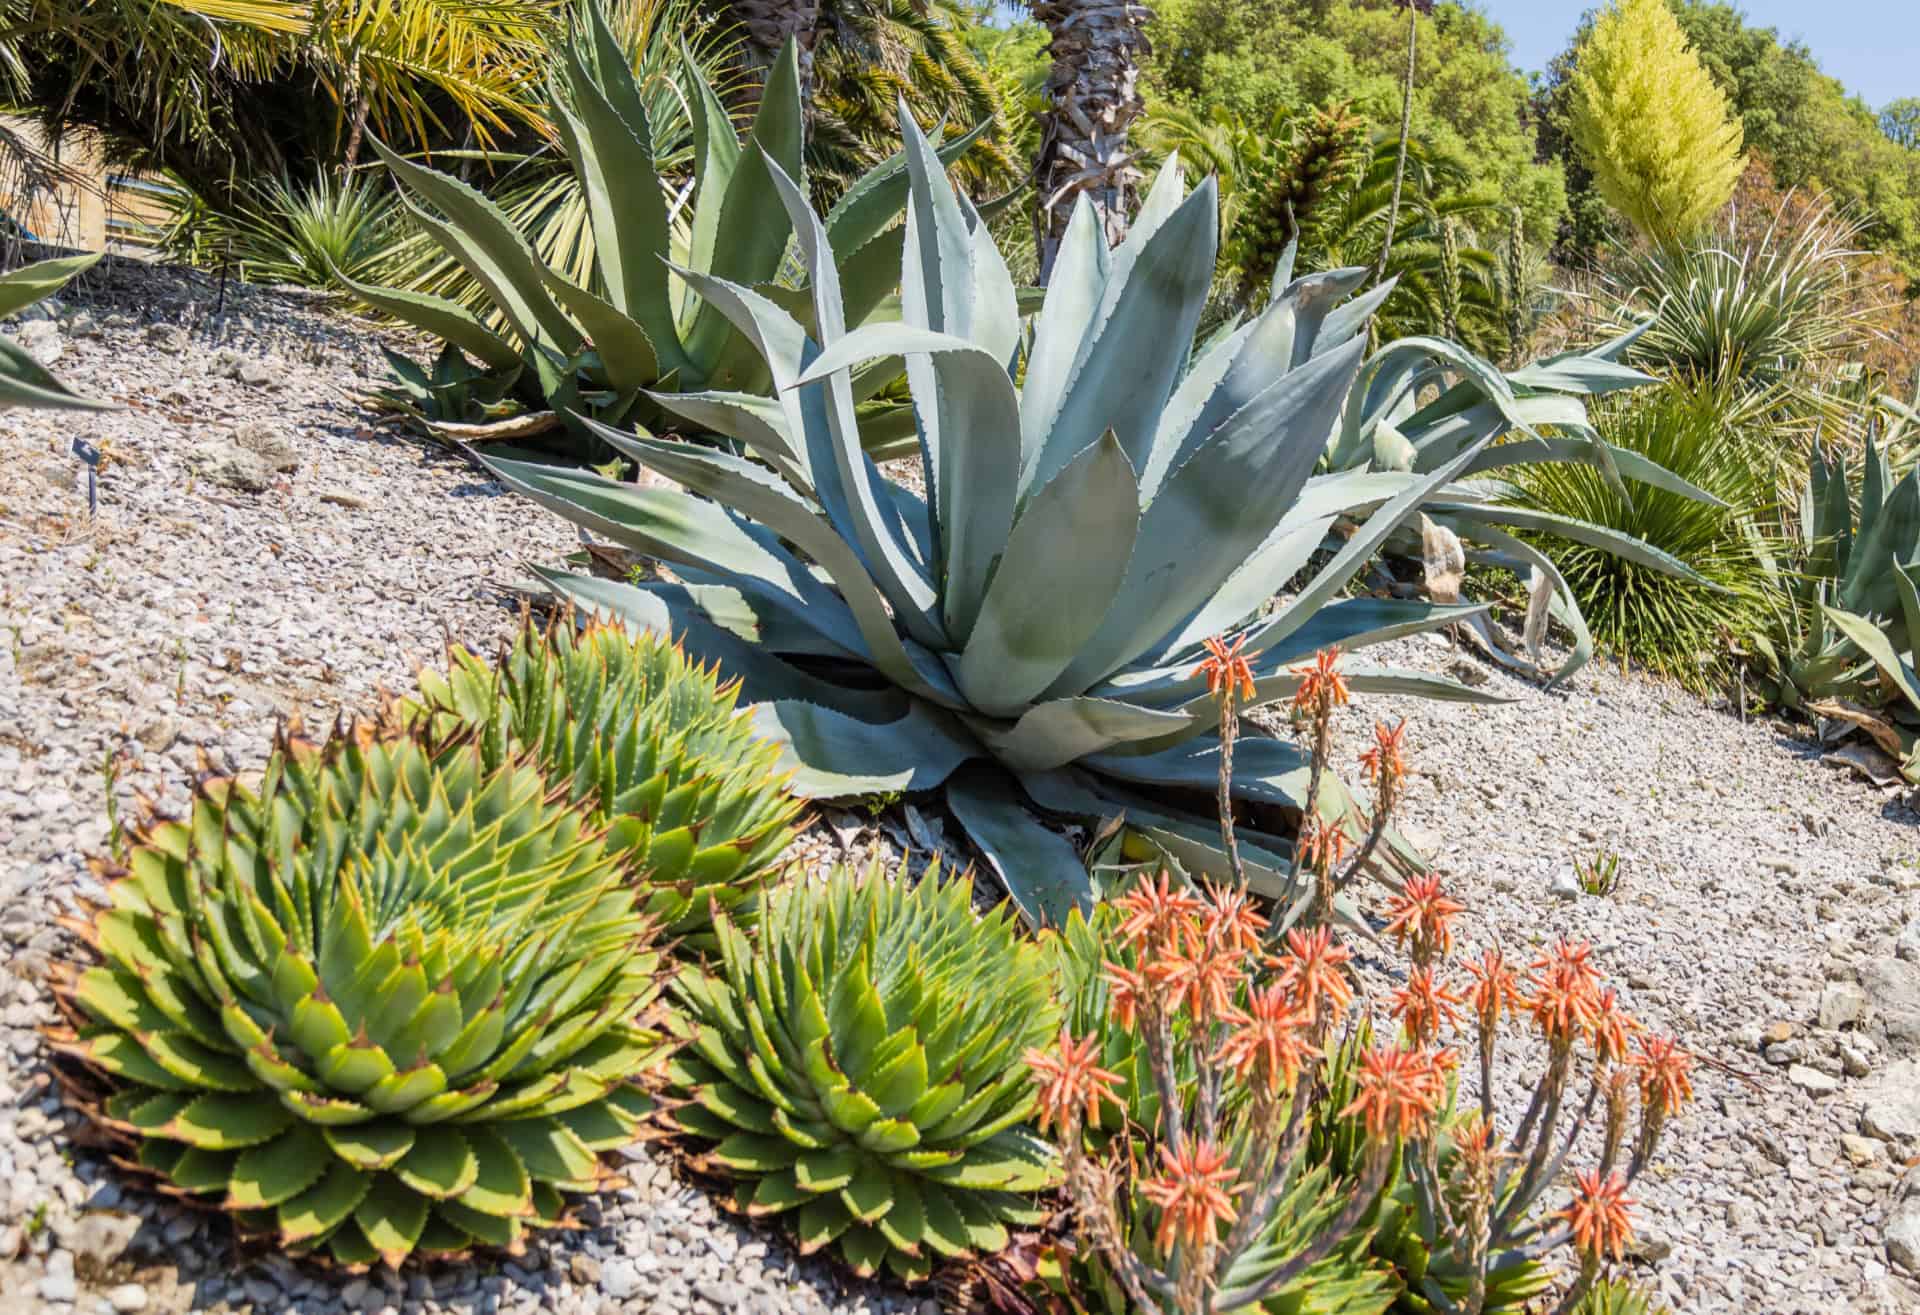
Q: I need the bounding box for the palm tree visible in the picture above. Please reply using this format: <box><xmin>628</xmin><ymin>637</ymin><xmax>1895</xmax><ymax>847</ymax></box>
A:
<box><xmin>1027</xmin><ymin>0</ymin><xmax>1152</xmax><ymax>279</ymax></box>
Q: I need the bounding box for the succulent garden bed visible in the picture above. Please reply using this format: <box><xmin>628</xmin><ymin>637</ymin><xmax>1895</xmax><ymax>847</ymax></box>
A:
<box><xmin>3</xmin><ymin>265</ymin><xmax>1920</xmax><ymax>1315</ymax></box>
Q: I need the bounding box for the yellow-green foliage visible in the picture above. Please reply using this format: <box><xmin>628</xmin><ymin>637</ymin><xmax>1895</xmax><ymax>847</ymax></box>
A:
<box><xmin>1569</xmin><ymin>0</ymin><xmax>1745</xmax><ymax>244</ymax></box>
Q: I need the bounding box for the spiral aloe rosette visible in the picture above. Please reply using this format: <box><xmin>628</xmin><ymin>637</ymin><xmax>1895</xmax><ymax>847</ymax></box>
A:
<box><xmin>49</xmin><ymin>728</ymin><xmax>670</xmax><ymax>1268</ymax></box>
<box><xmin>404</xmin><ymin>614</ymin><xmax>805</xmax><ymax>943</ymax></box>
<box><xmin>668</xmin><ymin>861</ymin><xmax>1059</xmax><ymax>1281</ymax></box>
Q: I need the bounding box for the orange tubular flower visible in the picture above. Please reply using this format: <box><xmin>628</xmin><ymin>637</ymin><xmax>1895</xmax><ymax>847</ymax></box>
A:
<box><xmin>1559</xmin><ymin>1170</ymin><xmax>1635</xmax><ymax>1264</ymax></box>
<box><xmin>1587</xmin><ymin>986</ymin><xmax>1638</xmax><ymax>1066</ymax></box>
<box><xmin>1381</xmin><ymin>872</ymin><xmax>1467</xmax><ymax>960</ymax></box>
<box><xmin>1105</xmin><ymin>961</ymin><xmax>1149</xmax><ymax>1031</ymax></box>
<box><xmin>1291</xmin><ymin>647</ymin><xmax>1351</xmax><ymax>717</ymax></box>
<box><xmin>1216</xmin><ymin>984</ymin><xmax>1320</xmax><ymax>1098</ymax></box>
<box><xmin>1340</xmin><ymin>1045</ymin><xmax>1443</xmax><ymax>1141</ymax></box>
<box><xmin>1275</xmin><ymin>926</ymin><xmax>1355</xmax><ymax>1023</ymax></box>
<box><xmin>1465</xmin><ymin>946</ymin><xmax>1520</xmax><ymax>1031</ymax></box>
<box><xmin>1524</xmin><ymin>938</ymin><xmax>1603</xmax><ymax>1045</ymax></box>
<box><xmin>1390</xmin><ymin>965</ymin><xmax>1465</xmax><ymax>1046</ymax></box>
<box><xmin>1630</xmin><ymin>1034</ymin><xmax>1696</xmax><ymax>1114</ymax></box>
<box><xmin>1202</xmin><ymin>882</ymin><xmax>1269</xmax><ymax>954</ymax></box>
<box><xmin>1357</xmin><ymin>718</ymin><xmax>1410</xmax><ymax>788</ymax></box>
<box><xmin>1140</xmin><ymin>1140</ymin><xmax>1244</xmax><ymax>1252</ymax></box>
<box><xmin>1114</xmin><ymin>870</ymin><xmax>1206</xmax><ymax>955</ymax></box>
<box><xmin>1298</xmin><ymin>816</ymin><xmax>1350</xmax><ymax>873</ymax></box>
<box><xmin>1025</xmin><ymin>1027</ymin><xmax>1123</xmax><ymax>1137</ymax></box>
<box><xmin>1148</xmin><ymin>934</ymin><xmax>1246</xmax><ymax>1024</ymax></box>
<box><xmin>1193</xmin><ymin>633</ymin><xmax>1257</xmax><ymax>703</ymax></box>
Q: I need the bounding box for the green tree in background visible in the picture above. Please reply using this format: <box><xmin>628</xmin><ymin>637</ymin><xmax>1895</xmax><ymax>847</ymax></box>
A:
<box><xmin>1144</xmin><ymin>0</ymin><xmax>1566</xmax><ymax>246</ymax></box>
<box><xmin>1886</xmin><ymin>99</ymin><xmax>1920</xmax><ymax>151</ymax></box>
<box><xmin>1567</xmin><ymin>0</ymin><xmax>1745</xmax><ymax>245</ymax></box>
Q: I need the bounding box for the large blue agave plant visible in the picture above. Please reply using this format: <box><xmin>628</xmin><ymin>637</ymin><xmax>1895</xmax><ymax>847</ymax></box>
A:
<box><xmin>486</xmin><ymin>105</ymin><xmax>1699</xmax><ymax>925</ymax></box>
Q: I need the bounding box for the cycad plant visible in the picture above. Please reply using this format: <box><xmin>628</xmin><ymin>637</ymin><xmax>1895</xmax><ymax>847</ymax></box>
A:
<box><xmin>49</xmin><ymin>726</ymin><xmax>671</xmax><ymax>1267</ymax></box>
<box><xmin>667</xmin><ymin>861</ymin><xmax>1058</xmax><ymax>1281</ymax></box>
<box><xmin>347</xmin><ymin>15</ymin><xmax>979</xmax><ymax>452</ymax></box>
<box><xmin>1</xmin><ymin>253</ymin><xmax>111</xmax><ymax>410</ymax></box>
<box><xmin>399</xmin><ymin>613</ymin><xmax>805</xmax><ymax>943</ymax></box>
<box><xmin>1504</xmin><ymin>376</ymin><xmax>1781</xmax><ymax>688</ymax></box>
<box><xmin>486</xmin><ymin>105</ymin><xmax>1531</xmax><ymax>925</ymax></box>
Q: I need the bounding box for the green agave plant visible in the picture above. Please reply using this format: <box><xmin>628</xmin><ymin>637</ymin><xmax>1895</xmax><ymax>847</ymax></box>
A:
<box><xmin>486</xmin><ymin>100</ymin><xmax>1705</xmax><ymax>925</ymax></box>
<box><xmin>346</xmin><ymin>10</ymin><xmax>983</xmax><ymax>455</ymax></box>
<box><xmin>667</xmin><ymin>861</ymin><xmax>1057</xmax><ymax>1282</ymax></box>
<box><xmin>400</xmin><ymin>613</ymin><xmax>805</xmax><ymax>943</ymax></box>
<box><xmin>1752</xmin><ymin>433</ymin><xmax>1920</xmax><ymax>777</ymax></box>
<box><xmin>51</xmin><ymin>727</ymin><xmax>670</xmax><ymax>1268</ymax></box>
<box><xmin>2</xmin><ymin>253</ymin><xmax>114</xmax><ymax>411</ymax></box>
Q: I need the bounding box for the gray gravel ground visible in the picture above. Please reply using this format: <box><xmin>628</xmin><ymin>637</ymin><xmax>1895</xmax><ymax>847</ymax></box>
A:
<box><xmin>0</xmin><ymin>262</ymin><xmax>923</xmax><ymax>1315</ymax></box>
<box><xmin>6</xmin><ymin>263</ymin><xmax>1920</xmax><ymax>1315</ymax></box>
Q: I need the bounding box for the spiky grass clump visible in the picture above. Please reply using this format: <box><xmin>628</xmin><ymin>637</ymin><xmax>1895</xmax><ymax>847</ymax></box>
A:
<box><xmin>404</xmin><ymin>614</ymin><xmax>805</xmax><ymax>946</ymax></box>
<box><xmin>50</xmin><ymin>727</ymin><xmax>670</xmax><ymax>1269</ymax></box>
<box><xmin>668</xmin><ymin>862</ymin><xmax>1059</xmax><ymax>1282</ymax></box>
<box><xmin>1505</xmin><ymin>376</ymin><xmax>1782</xmax><ymax>688</ymax></box>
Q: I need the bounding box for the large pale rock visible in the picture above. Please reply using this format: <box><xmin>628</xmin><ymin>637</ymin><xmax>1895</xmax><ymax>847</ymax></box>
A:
<box><xmin>1887</xmin><ymin>1197</ymin><xmax>1920</xmax><ymax>1271</ymax></box>
<box><xmin>1860</xmin><ymin>1060</ymin><xmax>1920</xmax><ymax>1142</ymax></box>
<box><xmin>1864</xmin><ymin>959</ymin><xmax>1920</xmax><ymax>1053</ymax></box>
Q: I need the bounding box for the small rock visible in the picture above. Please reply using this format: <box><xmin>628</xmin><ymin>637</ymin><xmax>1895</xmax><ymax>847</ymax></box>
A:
<box><xmin>319</xmin><ymin>489</ymin><xmax>368</xmax><ymax>509</ymax></box>
<box><xmin>1764</xmin><ymin>1021</ymin><xmax>1797</xmax><ymax>1045</ymax></box>
<box><xmin>1726</xmin><ymin>1198</ymin><xmax>1759</xmax><ymax>1230</ymax></box>
<box><xmin>229</xmin><ymin>421</ymin><xmax>299</xmax><ymax>473</ymax></box>
<box><xmin>106</xmin><ymin>1283</ymin><xmax>148</xmax><ymax>1312</ymax></box>
<box><xmin>1843</xmin><ymin>1042</ymin><xmax>1875</xmax><ymax>1077</ymax></box>
<box><xmin>37</xmin><ymin>1275</ymin><xmax>77</xmax><ymax>1303</ymax></box>
<box><xmin>1628</xmin><ymin>1228</ymin><xmax>1673</xmax><ymax>1262</ymax></box>
<box><xmin>145</xmin><ymin>324</ymin><xmax>189</xmax><ymax>354</ymax></box>
<box><xmin>570</xmin><ymin>1254</ymin><xmax>601</xmax><ymax>1286</ymax></box>
<box><xmin>14</xmin><ymin>319</ymin><xmax>63</xmax><ymax>366</ymax></box>
<box><xmin>66</xmin><ymin>1212</ymin><xmax>140</xmax><ymax>1269</ymax></box>
<box><xmin>1898</xmin><ymin>918</ymin><xmax>1920</xmax><ymax>963</ymax></box>
<box><xmin>1842</xmin><ymin>1133</ymin><xmax>1884</xmax><ymax>1166</ymax></box>
<box><xmin>235</xmin><ymin>358</ymin><xmax>278</xmax><ymax>388</ymax></box>
<box><xmin>1787</xmin><ymin>1063</ymin><xmax>1838</xmax><ymax>1095</ymax></box>
<box><xmin>186</xmin><ymin>442</ymin><xmax>273</xmax><ymax>494</ymax></box>
<box><xmin>1548</xmin><ymin>870</ymin><xmax>1581</xmax><ymax>902</ymax></box>
<box><xmin>1820</xmin><ymin>981</ymin><xmax>1871</xmax><ymax>1030</ymax></box>
<box><xmin>1865</xmin><ymin>958</ymin><xmax>1920</xmax><ymax>1055</ymax></box>
<box><xmin>601</xmin><ymin>1258</ymin><xmax>640</xmax><ymax>1300</ymax></box>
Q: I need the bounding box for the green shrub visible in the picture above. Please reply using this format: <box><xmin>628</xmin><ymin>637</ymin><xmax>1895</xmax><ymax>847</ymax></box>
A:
<box><xmin>1505</xmin><ymin>375</ymin><xmax>1781</xmax><ymax>688</ymax></box>
<box><xmin>51</xmin><ymin>727</ymin><xmax>669</xmax><ymax>1266</ymax></box>
<box><xmin>401</xmin><ymin>614</ymin><xmax>805</xmax><ymax>945</ymax></box>
<box><xmin>666</xmin><ymin>861</ymin><xmax>1058</xmax><ymax>1282</ymax></box>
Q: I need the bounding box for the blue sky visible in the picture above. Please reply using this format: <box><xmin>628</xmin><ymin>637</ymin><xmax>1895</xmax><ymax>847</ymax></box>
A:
<box><xmin>1476</xmin><ymin>1</ymin><xmax>1915</xmax><ymax>110</ymax></box>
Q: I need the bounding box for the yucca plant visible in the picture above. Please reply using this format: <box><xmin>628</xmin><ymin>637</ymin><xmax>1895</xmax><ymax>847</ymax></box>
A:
<box><xmin>399</xmin><ymin>613</ymin><xmax>805</xmax><ymax>943</ymax></box>
<box><xmin>48</xmin><ymin>726</ymin><xmax>671</xmax><ymax>1268</ymax></box>
<box><xmin>667</xmin><ymin>861</ymin><xmax>1058</xmax><ymax>1282</ymax></box>
<box><xmin>483</xmin><ymin>103</ymin><xmax>1600</xmax><ymax>925</ymax></box>
<box><xmin>345</xmin><ymin>12</ymin><xmax>982</xmax><ymax>454</ymax></box>
<box><xmin>1</xmin><ymin>252</ymin><xmax>112</xmax><ymax>411</ymax></box>
<box><xmin>1751</xmin><ymin>432</ymin><xmax>1920</xmax><ymax>778</ymax></box>
<box><xmin>158</xmin><ymin>169</ymin><xmax>400</xmax><ymax>290</ymax></box>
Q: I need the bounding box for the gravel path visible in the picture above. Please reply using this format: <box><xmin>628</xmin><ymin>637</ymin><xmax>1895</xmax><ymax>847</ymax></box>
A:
<box><xmin>4</xmin><ymin>263</ymin><xmax>1920</xmax><ymax>1315</ymax></box>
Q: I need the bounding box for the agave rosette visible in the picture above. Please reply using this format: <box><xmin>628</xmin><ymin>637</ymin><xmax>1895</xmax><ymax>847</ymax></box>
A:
<box><xmin>401</xmin><ymin>614</ymin><xmax>804</xmax><ymax>943</ymax></box>
<box><xmin>668</xmin><ymin>861</ymin><xmax>1058</xmax><ymax>1282</ymax></box>
<box><xmin>1</xmin><ymin>253</ymin><xmax>115</xmax><ymax>411</ymax></box>
<box><xmin>347</xmin><ymin>14</ymin><xmax>984</xmax><ymax>452</ymax></box>
<box><xmin>49</xmin><ymin>727</ymin><xmax>669</xmax><ymax>1268</ymax></box>
<box><xmin>483</xmin><ymin>100</ymin><xmax>1538</xmax><ymax>923</ymax></box>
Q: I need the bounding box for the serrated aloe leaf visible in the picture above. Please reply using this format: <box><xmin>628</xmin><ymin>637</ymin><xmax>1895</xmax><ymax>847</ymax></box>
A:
<box><xmin>353</xmin><ymin>1174</ymin><xmax>430</xmax><ymax>1268</ymax></box>
<box><xmin>394</xmin><ymin>1125</ymin><xmax>479</xmax><ymax>1200</ymax></box>
<box><xmin>497</xmin><ymin>1117</ymin><xmax>598</xmax><ymax>1188</ymax></box>
<box><xmin>227</xmin><ymin>1124</ymin><xmax>331</xmax><ymax>1208</ymax></box>
<box><xmin>795</xmin><ymin>1192</ymin><xmax>854</xmax><ymax>1255</ymax></box>
<box><xmin>325</xmin><ymin>1121</ymin><xmax>417</xmax><ymax>1171</ymax></box>
<box><xmin>456</xmin><ymin>1126</ymin><xmax>533</xmax><ymax>1217</ymax></box>
<box><xmin>278</xmin><ymin>1159</ymin><xmax>372</xmax><ymax>1245</ymax></box>
<box><xmin>164</xmin><ymin>1094</ymin><xmax>295</xmax><ymax>1150</ymax></box>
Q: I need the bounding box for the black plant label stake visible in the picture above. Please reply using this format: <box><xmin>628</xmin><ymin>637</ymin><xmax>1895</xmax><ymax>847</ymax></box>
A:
<box><xmin>71</xmin><ymin>437</ymin><xmax>99</xmax><ymax>517</ymax></box>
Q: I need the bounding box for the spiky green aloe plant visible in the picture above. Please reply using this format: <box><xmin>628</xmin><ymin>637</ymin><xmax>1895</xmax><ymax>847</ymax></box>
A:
<box><xmin>50</xmin><ymin>727</ymin><xmax>670</xmax><ymax>1268</ymax></box>
<box><xmin>667</xmin><ymin>861</ymin><xmax>1058</xmax><ymax>1282</ymax></box>
<box><xmin>345</xmin><ymin>10</ymin><xmax>983</xmax><ymax>456</ymax></box>
<box><xmin>402</xmin><ymin>614</ymin><xmax>805</xmax><ymax>943</ymax></box>
<box><xmin>2</xmin><ymin>253</ymin><xmax>113</xmax><ymax>411</ymax></box>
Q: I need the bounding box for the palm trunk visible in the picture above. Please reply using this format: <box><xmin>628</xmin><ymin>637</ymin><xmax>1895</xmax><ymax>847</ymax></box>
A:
<box><xmin>1373</xmin><ymin>5</ymin><xmax>1419</xmax><ymax>285</ymax></box>
<box><xmin>733</xmin><ymin>0</ymin><xmax>822</xmax><ymax>102</ymax></box>
<box><xmin>1031</xmin><ymin>0</ymin><xmax>1153</xmax><ymax>282</ymax></box>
